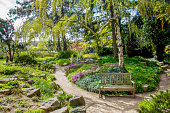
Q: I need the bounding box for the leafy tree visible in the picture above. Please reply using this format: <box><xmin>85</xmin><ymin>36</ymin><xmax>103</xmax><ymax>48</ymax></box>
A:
<box><xmin>0</xmin><ymin>18</ymin><xmax>14</xmax><ymax>62</ymax></box>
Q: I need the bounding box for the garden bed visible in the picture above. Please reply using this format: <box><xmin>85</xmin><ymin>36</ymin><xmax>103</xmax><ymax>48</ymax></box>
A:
<box><xmin>66</xmin><ymin>56</ymin><xmax>162</xmax><ymax>94</ymax></box>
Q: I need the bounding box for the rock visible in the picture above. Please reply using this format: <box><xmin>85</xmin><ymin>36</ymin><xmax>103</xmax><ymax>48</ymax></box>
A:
<box><xmin>0</xmin><ymin>78</ymin><xmax>17</xmax><ymax>83</ymax></box>
<box><xmin>50</xmin><ymin>107</ymin><xmax>69</xmax><ymax>113</ymax></box>
<box><xmin>40</xmin><ymin>97</ymin><xmax>60</xmax><ymax>112</ymax></box>
<box><xmin>39</xmin><ymin>74</ymin><xmax>46</xmax><ymax>79</ymax></box>
<box><xmin>63</xmin><ymin>63</ymin><xmax>68</xmax><ymax>66</ymax></box>
<box><xmin>69</xmin><ymin>96</ymin><xmax>85</xmax><ymax>106</ymax></box>
<box><xmin>14</xmin><ymin>71</ymin><xmax>23</xmax><ymax>75</ymax></box>
<box><xmin>27</xmin><ymin>88</ymin><xmax>40</xmax><ymax>97</ymax></box>
<box><xmin>27</xmin><ymin>80</ymin><xmax>34</xmax><ymax>85</ymax></box>
<box><xmin>32</xmin><ymin>72</ymin><xmax>36</xmax><ymax>75</ymax></box>
<box><xmin>22</xmin><ymin>87</ymin><xmax>35</xmax><ymax>92</ymax></box>
<box><xmin>159</xmin><ymin>62</ymin><xmax>164</xmax><ymax>66</ymax></box>
<box><xmin>20</xmin><ymin>84</ymin><xmax>29</xmax><ymax>88</ymax></box>
<box><xmin>141</xmin><ymin>62</ymin><xmax>147</xmax><ymax>65</ymax></box>
<box><xmin>161</xmin><ymin>65</ymin><xmax>168</xmax><ymax>70</ymax></box>
<box><xmin>0</xmin><ymin>89</ymin><xmax>11</xmax><ymax>95</ymax></box>
<box><xmin>70</xmin><ymin>106</ymin><xmax>86</xmax><ymax>113</ymax></box>
<box><xmin>97</xmin><ymin>58</ymin><xmax>102</xmax><ymax>61</ymax></box>
<box><xmin>142</xmin><ymin>84</ymin><xmax>148</xmax><ymax>92</ymax></box>
<box><xmin>52</xmin><ymin>82</ymin><xmax>60</xmax><ymax>90</ymax></box>
<box><xmin>89</xmin><ymin>59</ymin><xmax>94</xmax><ymax>64</ymax></box>
<box><xmin>19</xmin><ymin>78</ymin><xmax>26</xmax><ymax>81</ymax></box>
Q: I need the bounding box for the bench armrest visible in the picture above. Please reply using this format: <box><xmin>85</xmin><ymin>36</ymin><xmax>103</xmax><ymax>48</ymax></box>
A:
<box><xmin>131</xmin><ymin>81</ymin><xmax>135</xmax><ymax>87</ymax></box>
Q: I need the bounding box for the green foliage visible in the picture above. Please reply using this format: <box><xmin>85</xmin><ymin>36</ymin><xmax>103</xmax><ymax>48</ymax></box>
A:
<box><xmin>96</xmin><ymin>57</ymin><xmax>118</xmax><ymax>64</ymax></box>
<box><xmin>56</xmin><ymin>50</ymin><xmax>76</xmax><ymax>59</ymax></box>
<box><xmin>36</xmin><ymin>57</ymin><xmax>56</xmax><ymax>63</ymax></box>
<box><xmin>0</xmin><ymin>81</ymin><xmax>19</xmax><ymax>89</ymax></box>
<box><xmin>26</xmin><ymin>109</ymin><xmax>45</xmax><ymax>113</ymax></box>
<box><xmin>137</xmin><ymin>90</ymin><xmax>170</xmax><ymax>113</ymax></box>
<box><xmin>33</xmin><ymin>78</ymin><xmax>56</xmax><ymax>99</ymax></box>
<box><xmin>37</xmin><ymin>62</ymin><xmax>55</xmax><ymax>73</ymax></box>
<box><xmin>97</xmin><ymin>47</ymin><xmax>113</xmax><ymax>56</ymax></box>
<box><xmin>57</xmin><ymin>59</ymin><xmax>71</xmax><ymax>66</ymax></box>
<box><xmin>75</xmin><ymin>73</ymin><xmax>100</xmax><ymax>92</ymax></box>
<box><xmin>15</xmin><ymin>55</ymin><xmax>37</xmax><ymax>66</ymax></box>
<box><xmin>103</xmin><ymin>67</ymin><xmax>128</xmax><ymax>73</ymax></box>
<box><xmin>83</xmin><ymin>53</ymin><xmax>98</xmax><ymax>58</ymax></box>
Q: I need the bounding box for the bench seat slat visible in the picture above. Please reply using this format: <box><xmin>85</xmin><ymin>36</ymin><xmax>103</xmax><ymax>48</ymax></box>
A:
<box><xmin>100</xmin><ymin>85</ymin><xmax>133</xmax><ymax>89</ymax></box>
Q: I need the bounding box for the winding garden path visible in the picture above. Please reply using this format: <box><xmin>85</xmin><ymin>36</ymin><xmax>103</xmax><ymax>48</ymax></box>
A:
<box><xmin>54</xmin><ymin>65</ymin><xmax>170</xmax><ymax>113</ymax></box>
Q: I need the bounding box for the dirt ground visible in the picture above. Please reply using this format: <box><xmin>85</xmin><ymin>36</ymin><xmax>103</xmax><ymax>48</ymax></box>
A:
<box><xmin>54</xmin><ymin>65</ymin><xmax>170</xmax><ymax>113</ymax></box>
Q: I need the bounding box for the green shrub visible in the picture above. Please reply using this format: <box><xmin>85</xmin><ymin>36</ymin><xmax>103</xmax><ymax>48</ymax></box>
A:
<box><xmin>57</xmin><ymin>59</ymin><xmax>70</xmax><ymax>66</ymax></box>
<box><xmin>96</xmin><ymin>57</ymin><xmax>118</xmax><ymax>64</ymax></box>
<box><xmin>103</xmin><ymin>67</ymin><xmax>128</xmax><ymax>73</ymax></box>
<box><xmin>56</xmin><ymin>50</ymin><xmax>76</xmax><ymax>59</ymax></box>
<box><xmin>26</xmin><ymin>109</ymin><xmax>45</xmax><ymax>113</ymax></box>
<box><xmin>32</xmin><ymin>78</ymin><xmax>56</xmax><ymax>99</ymax></box>
<box><xmin>97</xmin><ymin>47</ymin><xmax>113</xmax><ymax>56</ymax></box>
<box><xmin>137</xmin><ymin>90</ymin><xmax>170</xmax><ymax>113</ymax></box>
<box><xmin>37</xmin><ymin>62</ymin><xmax>55</xmax><ymax>73</ymax></box>
<box><xmin>83</xmin><ymin>53</ymin><xmax>98</xmax><ymax>58</ymax></box>
<box><xmin>15</xmin><ymin>55</ymin><xmax>37</xmax><ymax>66</ymax></box>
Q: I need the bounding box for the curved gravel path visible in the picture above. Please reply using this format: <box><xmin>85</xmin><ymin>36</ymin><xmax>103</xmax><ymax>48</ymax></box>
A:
<box><xmin>54</xmin><ymin>65</ymin><xmax>170</xmax><ymax>113</ymax></box>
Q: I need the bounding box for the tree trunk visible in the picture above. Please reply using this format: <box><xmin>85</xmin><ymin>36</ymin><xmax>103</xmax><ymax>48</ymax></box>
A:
<box><xmin>12</xmin><ymin>44</ymin><xmax>15</xmax><ymax>61</ymax></box>
<box><xmin>110</xmin><ymin>1</ymin><xmax>118</xmax><ymax>58</ymax></box>
<box><xmin>8</xmin><ymin>43</ymin><xmax>13</xmax><ymax>62</ymax></box>
<box><xmin>113</xmin><ymin>2</ymin><xmax>125</xmax><ymax>68</ymax></box>
<box><xmin>62</xmin><ymin>32</ymin><xmax>67</xmax><ymax>51</ymax></box>
<box><xmin>57</xmin><ymin>37</ymin><xmax>61</xmax><ymax>52</ymax></box>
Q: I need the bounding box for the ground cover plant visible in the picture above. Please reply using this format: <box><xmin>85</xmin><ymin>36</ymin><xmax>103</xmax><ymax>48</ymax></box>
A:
<box><xmin>137</xmin><ymin>90</ymin><xmax>170</xmax><ymax>113</ymax></box>
<box><xmin>66</xmin><ymin>56</ymin><xmax>162</xmax><ymax>94</ymax></box>
<box><xmin>14</xmin><ymin>54</ymin><xmax>56</xmax><ymax>73</ymax></box>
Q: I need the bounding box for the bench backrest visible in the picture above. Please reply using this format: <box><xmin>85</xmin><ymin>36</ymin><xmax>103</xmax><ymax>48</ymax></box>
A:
<box><xmin>100</xmin><ymin>73</ymin><xmax>131</xmax><ymax>85</ymax></box>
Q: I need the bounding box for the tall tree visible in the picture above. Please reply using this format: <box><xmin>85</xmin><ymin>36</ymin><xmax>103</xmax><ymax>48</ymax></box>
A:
<box><xmin>0</xmin><ymin>18</ymin><xmax>14</xmax><ymax>62</ymax></box>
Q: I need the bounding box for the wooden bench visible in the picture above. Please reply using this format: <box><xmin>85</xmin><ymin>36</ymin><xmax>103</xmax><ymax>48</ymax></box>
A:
<box><xmin>99</xmin><ymin>73</ymin><xmax>135</xmax><ymax>98</ymax></box>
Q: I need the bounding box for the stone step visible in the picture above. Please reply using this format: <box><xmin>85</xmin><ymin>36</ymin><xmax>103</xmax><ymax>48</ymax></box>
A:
<box><xmin>0</xmin><ymin>78</ymin><xmax>17</xmax><ymax>83</ymax></box>
<box><xmin>159</xmin><ymin>62</ymin><xmax>164</xmax><ymax>66</ymax></box>
<box><xmin>0</xmin><ymin>89</ymin><xmax>11</xmax><ymax>95</ymax></box>
<box><xmin>161</xmin><ymin>65</ymin><xmax>169</xmax><ymax>70</ymax></box>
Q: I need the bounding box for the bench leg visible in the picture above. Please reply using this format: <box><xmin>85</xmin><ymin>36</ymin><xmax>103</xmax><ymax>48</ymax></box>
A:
<box><xmin>133</xmin><ymin>89</ymin><xmax>135</xmax><ymax>97</ymax></box>
<box><xmin>99</xmin><ymin>88</ymin><xmax>101</xmax><ymax>98</ymax></box>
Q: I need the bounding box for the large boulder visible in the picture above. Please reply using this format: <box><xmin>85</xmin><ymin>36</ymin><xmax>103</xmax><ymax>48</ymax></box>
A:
<box><xmin>27</xmin><ymin>88</ymin><xmax>40</xmax><ymax>97</ymax></box>
<box><xmin>50</xmin><ymin>107</ymin><xmax>69</xmax><ymax>113</ymax></box>
<box><xmin>70</xmin><ymin>106</ymin><xmax>86</xmax><ymax>113</ymax></box>
<box><xmin>0</xmin><ymin>89</ymin><xmax>11</xmax><ymax>95</ymax></box>
<box><xmin>40</xmin><ymin>97</ymin><xmax>60</xmax><ymax>112</ymax></box>
<box><xmin>69</xmin><ymin>96</ymin><xmax>85</xmax><ymax>106</ymax></box>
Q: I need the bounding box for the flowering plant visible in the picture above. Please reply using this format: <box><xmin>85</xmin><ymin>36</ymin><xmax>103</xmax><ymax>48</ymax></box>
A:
<box><xmin>76</xmin><ymin>62</ymin><xmax>84</xmax><ymax>64</ymax></box>
<box><xmin>68</xmin><ymin>64</ymin><xmax>80</xmax><ymax>69</ymax></box>
<box><xmin>72</xmin><ymin>72</ymin><xmax>85</xmax><ymax>82</ymax></box>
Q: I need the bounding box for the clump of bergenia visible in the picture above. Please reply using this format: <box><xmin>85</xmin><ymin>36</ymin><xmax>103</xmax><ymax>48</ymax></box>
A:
<box><xmin>72</xmin><ymin>72</ymin><xmax>85</xmax><ymax>83</ymax></box>
<box><xmin>68</xmin><ymin>64</ymin><xmax>80</xmax><ymax>69</ymax></box>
